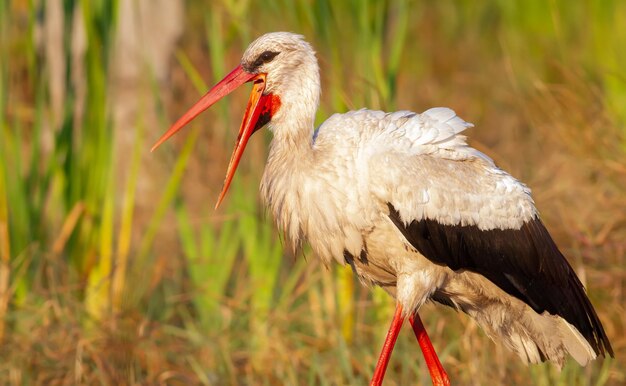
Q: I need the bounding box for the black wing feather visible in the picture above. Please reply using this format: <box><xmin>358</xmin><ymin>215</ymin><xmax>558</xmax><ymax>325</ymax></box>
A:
<box><xmin>387</xmin><ymin>203</ymin><xmax>613</xmax><ymax>358</ymax></box>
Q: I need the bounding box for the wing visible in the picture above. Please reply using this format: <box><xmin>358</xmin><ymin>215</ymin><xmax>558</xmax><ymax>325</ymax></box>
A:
<box><xmin>363</xmin><ymin>107</ymin><xmax>538</xmax><ymax>231</ymax></box>
<box><xmin>364</xmin><ymin>107</ymin><xmax>613</xmax><ymax>358</ymax></box>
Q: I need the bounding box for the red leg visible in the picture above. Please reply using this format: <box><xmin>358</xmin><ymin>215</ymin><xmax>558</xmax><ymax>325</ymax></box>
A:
<box><xmin>370</xmin><ymin>303</ymin><xmax>405</xmax><ymax>386</ymax></box>
<box><xmin>409</xmin><ymin>313</ymin><xmax>450</xmax><ymax>386</ymax></box>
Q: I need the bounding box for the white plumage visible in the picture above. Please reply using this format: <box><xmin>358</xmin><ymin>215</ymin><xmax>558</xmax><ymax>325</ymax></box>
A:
<box><xmin>263</xmin><ymin>106</ymin><xmax>537</xmax><ymax>265</ymax></box>
<box><xmin>154</xmin><ymin>31</ymin><xmax>612</xmax><ymax>386</ymax></box>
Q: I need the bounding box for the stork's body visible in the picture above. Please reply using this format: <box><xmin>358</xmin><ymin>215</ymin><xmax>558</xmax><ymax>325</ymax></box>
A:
<box><xmin>153</xmin><ymin>32</ymin><xmax>613</xmax><ymax>385</ymax></box>
<box><xmin>263</xmin><ymin>106</ymin><xmax>607</xmax><ymax>367</ymax></box>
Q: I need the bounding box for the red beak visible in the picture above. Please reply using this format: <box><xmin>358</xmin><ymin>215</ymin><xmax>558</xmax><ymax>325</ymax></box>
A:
<box><xmin>152</xmin><ymin>65</ymin><xmax>279</xmax><ymax>208</ymax></box>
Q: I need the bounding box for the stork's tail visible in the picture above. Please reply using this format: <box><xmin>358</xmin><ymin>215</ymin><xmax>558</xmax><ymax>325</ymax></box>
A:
<box><xmin>483</xmin><ymin>305</ymin><xmax>598</xmax><ymax>367</ymax></box>
<box><xmin>433</xmin><ymin>272</ymin><xmax>613</xmax><ymax>368</ymax></box>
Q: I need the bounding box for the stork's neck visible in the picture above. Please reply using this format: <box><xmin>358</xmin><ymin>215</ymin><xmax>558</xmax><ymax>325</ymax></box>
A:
<box><xmin>260</xmin><ymin>56</ymin><xmax>321</xmax><ymax>249</ymax></box>
<box><xmin>267</xmin><ymin>56</ymin><xmax>321</xmax><ymax>158</ymax></box>
<box><xmin>268</xmin><ymin>106</ymin><xmax>316</xmax><ymax>156</ymax></box>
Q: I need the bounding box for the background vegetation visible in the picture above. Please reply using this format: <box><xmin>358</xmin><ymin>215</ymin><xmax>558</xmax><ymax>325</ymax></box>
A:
<box><xmin>1</xmin><ymin>0</ymin><xmax>624</xmax><ymax>385</ymax></box>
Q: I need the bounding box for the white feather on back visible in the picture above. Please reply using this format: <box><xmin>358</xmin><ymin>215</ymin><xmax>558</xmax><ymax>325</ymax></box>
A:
<box><xmin>316</xmin><ymin>108</ymin><xmax>537</xmax><ymax>231</ymax></box>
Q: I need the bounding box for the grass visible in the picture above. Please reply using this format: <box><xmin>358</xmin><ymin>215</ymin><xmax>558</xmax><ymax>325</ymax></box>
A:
<box><xmin>1</xmin><ymin>0</ymin><xmax>625</xmax><ymax>384</ymax></box>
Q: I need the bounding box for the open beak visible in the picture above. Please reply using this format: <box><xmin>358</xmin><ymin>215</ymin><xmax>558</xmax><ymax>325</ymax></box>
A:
<box><xmin>152</xmin><ymin>65</ymin><xmax>277</xmax><ymax>209</ymax></box>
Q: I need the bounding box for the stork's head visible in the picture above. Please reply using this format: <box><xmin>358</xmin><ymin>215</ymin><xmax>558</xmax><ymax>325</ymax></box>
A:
<box><xmin>151</xmin><ymin>32</ymin><xmax>320</xmax><ymax>208</ymax></box>
<box><xmin>241</xmin><ymin>32</ymin><xmax>318</xmax><ymax>101</ymax></box>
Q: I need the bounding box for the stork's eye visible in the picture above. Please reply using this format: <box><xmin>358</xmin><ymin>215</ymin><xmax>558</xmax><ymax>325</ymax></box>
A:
<box><xmin>254</xmin><ymin>50</ymin><xmax>280</xmax><ymax>67</ymax></box>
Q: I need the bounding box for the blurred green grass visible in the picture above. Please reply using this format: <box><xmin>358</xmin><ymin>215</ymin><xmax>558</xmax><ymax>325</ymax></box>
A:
<box><xmin>1</xmin><ymin>0</ymin><xmax>625</xmax><ymax>385</ymax></box>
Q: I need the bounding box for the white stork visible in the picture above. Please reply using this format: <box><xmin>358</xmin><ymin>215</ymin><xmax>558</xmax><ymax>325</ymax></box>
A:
<box><xmin>152</xmin><ymin>32</ymin><xmax>613</xmax><ymax>385</ymax></box>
